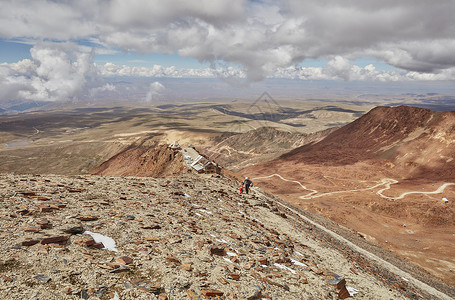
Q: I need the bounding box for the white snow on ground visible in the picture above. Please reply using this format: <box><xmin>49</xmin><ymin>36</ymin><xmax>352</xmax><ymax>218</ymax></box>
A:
<box><xmin>347</xmin><ymin>286</ymin><xmax>360</xmax><ymax>296</ymax></box>
<box><xmin>290</xmin><ymin>258</ymin><xmax>308</xmax><ymax>267</ymax></box>
<box><xmin>223</xmin><ymin>257</ymin><xmax>233</xmax><ymax>264</ymax></box>
<box><xmin>274</xmin><ymin>263</ymin><xmax>296</xmax><ymax>274</ymax></box>
<box><xmin>84</xmin><ymin>231</ymin><xmax>118</xmax><ymax>252</ymax></box>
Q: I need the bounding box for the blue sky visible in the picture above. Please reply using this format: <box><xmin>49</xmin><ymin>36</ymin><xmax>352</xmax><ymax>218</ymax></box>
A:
<box><xmin>0</xmin><ymin>0</ymin><xmax>454</xmax><ymax>103</ymax></box>
<box><xmin>0</xmin><ymin>40</ymin><xmax>32</xmax><ymax>63</ymax></box>
<box><xmin>0</xmin><ymin>38</ymin><xmax>395</xmax><ymax>71</ymax></box>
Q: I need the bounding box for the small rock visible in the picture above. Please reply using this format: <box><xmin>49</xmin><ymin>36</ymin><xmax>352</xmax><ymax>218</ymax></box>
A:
<box><xmin>257</xmin><ymin>257</ymin><xmax>268</xmax><ymax>265</ymax></box>
<box><xmin>186</xmin><ymin>289</ymin><xmax>199</xmax><ymax>300</ymax></box>
<box><xmin>63</xmin><ymin>226</ymin><xmax>84</xmax><ymax>235</ymax></box>
<box><xmin>21</xmin><ymin>240</ymin><xmax>41</xmax><ymax>246</ymax></box>
<box><xmin>116</xmin><ymin>256</ymin><xmax>133</xmax><ymax>265</ymax></box>
<box><xmin>209</xmin><ymin>246</ymin><xmax>226</xmax><ymax>256</ymax></box>
<box><xmin>201</xmin><ymin>289</ymin><xmax>224</xmax><ymax>298</ymax></box>
<box><xmin>131</xmin><ymin>279</ymin><xmax>162</xmax><ymax>294</ymax></box>
<box><xmin>80</xmin><ymin>289</ymin><xmax>89</xmax><ymax>300</ymax></box>
<box><xmin>25</xmin><ymin>226</ymin><xmax>40</xmax><ymax>233</ymax></box>
<box><xmin>158</xmin><ymin>293</ymin><xmax>168</xmax><ymax>300</ymax></box>
<box><xmin>36</xmin><ymin>219</ymin><xmax>52</xmax><ymax>229</ymax></box>
<box><xmin>338</xmin><ymin>285</ymin><xmax>351</xmax><ymax>299</ymax></box>
<box><xmin>78</xmin><ymin>216</ymin><xmax>99</xmax><ymax>221</ymax></box>
<box><xmin>181</xmin><ymin>263</ymin><xmax>193</xmax><ymax>271</ymax></box>
<box><xmin>96</xmin><ymin>286</ymin><xmax>107</xmax><ymax>298</ymax></box>
<box><xmin>38</xmin><ymin>204</ymin><xmax>52</xmax><ymax>212</ymax></box>
<box><xmin>327</xmin><ymin>274</ymin><xmax>346</xmax><ymax>290</ymax></box>
<box><xmin>166</xmin><ymin>256</ymin><xmax>181</xmax><ymax>264</ymax></box>
<box><xmin>109</xmin><ymin>266</ymin><xmax>130</xmax><ymax>273</ymax></box>
<box><xmin>1</xmin><ymin>274</ymin><xmax>13</xmax><ymax>282</ymax></box>
<box><xmin>40</xmin><ymin>235</ymin><xmax>69</xmax><ymax>245</ymax></box>
<box><xmin>34</xmin><ymin>274</ymin><xmax>51</xmax><ymax>283</ymax></box>
<box><xmin>246</xmin><ymin>288</ymin><xmax>263</xmax><ymax>300</ymax></box>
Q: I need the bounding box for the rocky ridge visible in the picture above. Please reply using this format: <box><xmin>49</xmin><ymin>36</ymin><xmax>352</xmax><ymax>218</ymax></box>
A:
<box><xmin>0</xmin><ymin>173</ymin><xmax>423</xmax><ymax>299</ymax></box>
<box><xmin>203</xmin><ymin>127</ymin><xmax>336</xmax><ymax>171</ymax></box>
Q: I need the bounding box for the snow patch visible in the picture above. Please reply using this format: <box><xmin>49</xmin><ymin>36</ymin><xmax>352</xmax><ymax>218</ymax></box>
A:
<box><xmin>110</xmin><ymin>292</ymin><xmax>120</xmax><ymax>300</ymax></box>
<box><xmin>223</xmin><ymin>257</ymin><xmax>233</xmax><ymax>264</ymax></box>
<box><xmin>290</xmin><ymin>258</ymin><xmax>307</xmax><ymax>267</ymax></box>
<box><xmin>274</xmin><ymin>263</ymin><xmax>296</xmax><ymax>274</ymax></box>
<box><xmin>83</xmin><ymin>231</ymin><xmax>118</xmax><ymax>252</ymax></box>
<box><xmin>347</xmin><ymin>286</ymin><xmax>360</xmax><ymax>296</ymax></box>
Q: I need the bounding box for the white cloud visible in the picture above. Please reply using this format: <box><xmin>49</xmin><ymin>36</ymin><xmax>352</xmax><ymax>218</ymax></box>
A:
<box><xmin>1</xmin><ymin>0</ymin><xmax>455</xmax><ymax>97</ymax></box>
<box><xmin>146</xmin><ymin>81</ymin><xmax>165</xmax><ymax>102</ymax></box>
<box><xmin>0</xmin><ymin>42</ymin><xmax>102</xmax><ymax>101</ymax></box>
<box><xmin>98</xmin><ymin>62</ymin><xmax>217</xmax><ymax>78</ymax></box>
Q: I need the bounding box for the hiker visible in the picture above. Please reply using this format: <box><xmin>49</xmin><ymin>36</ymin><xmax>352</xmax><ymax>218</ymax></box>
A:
<box><xmin>242</xmin><ymin>177</ymin><xmax>253</xmax><ymax>194</ymax></box>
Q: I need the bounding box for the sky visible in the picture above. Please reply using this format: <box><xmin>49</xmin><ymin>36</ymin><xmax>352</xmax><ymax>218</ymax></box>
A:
<box><xmin>1</xmin><ymin>0</ymin><xmax>455</xmax><ymax>103</ymax></box>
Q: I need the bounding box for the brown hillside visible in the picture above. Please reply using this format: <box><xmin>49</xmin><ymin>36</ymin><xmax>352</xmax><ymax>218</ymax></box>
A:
<box><xmin>278</xmin><ymin>106</ymin><xmax>455</xmax><ymax>180</ymax></box>
<box><xmin>91</xmin><ymin>145</ymin><xmax>185</xmax><ymax>177</ymax></box>
<box><xmin>243</xmin><ymin>106</ymin><xmax>455</xmax><ymax>286</ymax></box>
<box><xmin>280</xmin><ymin>106</ymin><xmax>434</xmax><ymax>166</ymax></box>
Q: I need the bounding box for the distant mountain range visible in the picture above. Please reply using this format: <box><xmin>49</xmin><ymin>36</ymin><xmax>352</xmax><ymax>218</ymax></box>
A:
<box><xmin>0</xmin><ymin>101</ymin><xmax>51</xmax><ymax>114</ymax></box>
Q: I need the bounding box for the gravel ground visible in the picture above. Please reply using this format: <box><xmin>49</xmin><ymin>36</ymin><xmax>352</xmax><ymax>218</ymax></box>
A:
<box><xmin>0</xmin><ymin>173</ymin><xmax>447</xmax><ymax>299</ymax></box>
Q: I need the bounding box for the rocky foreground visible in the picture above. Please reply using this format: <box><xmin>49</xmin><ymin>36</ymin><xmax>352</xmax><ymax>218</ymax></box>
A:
<box><xmin>0</xmin><ymin>173</ymin><xmax>444</xmax><ymax>299</ymax></box>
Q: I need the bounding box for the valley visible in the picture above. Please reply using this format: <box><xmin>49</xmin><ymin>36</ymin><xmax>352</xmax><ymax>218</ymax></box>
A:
<box><xmin>1</xmin><ymin>98</ymin><xmax>455</xmax><ymax>298</ymax></box>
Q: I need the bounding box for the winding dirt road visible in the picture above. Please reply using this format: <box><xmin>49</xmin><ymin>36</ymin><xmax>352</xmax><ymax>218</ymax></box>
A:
<box><xmin>254</xmin><ymin>173</ymin><xmax>455</xmax><ymax>200</ymax></box>
<box><xmin>251</xmin><ymin>176</ymin><xmax>455</xmax><ymax>299</ymax></box>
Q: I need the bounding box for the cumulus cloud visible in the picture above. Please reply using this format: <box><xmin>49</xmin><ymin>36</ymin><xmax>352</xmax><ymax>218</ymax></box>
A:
<box><xmin>0</xmin><ymin>42</ymin><xmax>101</xmax><ymax>101</ymax></box>
<box><xmin>145</xmin><ymin>81</ymin><xmax>165</xmax><ymax>102</ymax></box>
<box><xmin>1</xmin><ymin>0</ymin><xmax>455</xmax><ymax>93</ymax></box>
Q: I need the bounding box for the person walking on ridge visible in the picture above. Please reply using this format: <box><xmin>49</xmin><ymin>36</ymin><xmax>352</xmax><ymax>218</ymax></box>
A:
<box><xmin>242</xmin><ymin>177</ymin><xmax>253</xmax><ymax>194</ymax></box>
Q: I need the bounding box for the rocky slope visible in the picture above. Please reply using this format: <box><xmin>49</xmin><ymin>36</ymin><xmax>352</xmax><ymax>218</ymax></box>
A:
<box><xmin>91</xmin><ymin>145</ymin><xmax>185</xmax><ymax>177</ymax></box>
<box><xmin>1</xmin><ymin>173</ymin><xmax>448</xmax><ymax>299</ymax></box>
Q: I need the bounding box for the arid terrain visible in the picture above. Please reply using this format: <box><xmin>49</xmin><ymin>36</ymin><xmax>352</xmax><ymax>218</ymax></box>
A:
<box><xmin>2</xmin><ymin>98</ymin><xmax>455</xmax><ymax>298</ymax></box>
<box><xmin>1</xmin><ymin>173</ymin><xmax>453</xmax><ymax>299</ymax></box>
<box><xmin>242</xmin><ymin>106</ymin><xmax>455</xmax><ymax>287</ymax></box>
<box><xmin>0</xmin><ymin>99</ymin><xmax>370</xmax><ymax>175</ymax></box>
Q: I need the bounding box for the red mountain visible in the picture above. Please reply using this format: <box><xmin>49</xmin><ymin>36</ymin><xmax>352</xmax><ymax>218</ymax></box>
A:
<box><xmin>277</xmin><ymin>106</ymin><xmax>455</xmax><ymax>180</ymax></box>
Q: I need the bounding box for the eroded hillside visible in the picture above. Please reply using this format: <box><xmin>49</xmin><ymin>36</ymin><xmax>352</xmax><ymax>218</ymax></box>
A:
<box><xmin>91</xmin><ymin>145</ymin><xmax>186</xmax><ymax>177</ymax></box>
